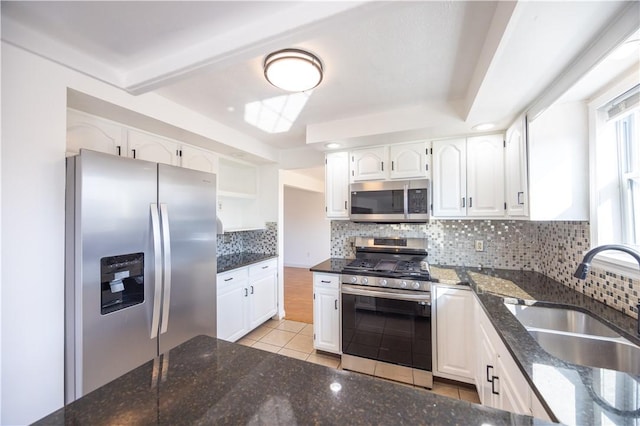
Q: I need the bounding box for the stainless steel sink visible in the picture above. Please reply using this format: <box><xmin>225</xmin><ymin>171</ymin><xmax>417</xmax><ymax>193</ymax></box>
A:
<box><xmin>505</xmin><ymin>303</ymin><xmax>640</xmax><ymax>374</ymax></box>
<box><xmin>505</xmin><ymin>304</ymin><xmax>620</xmax><ymax>338</ymax></box>
<box><xmin>527</xmin><ymin>330</ymin><xmax>640</xmax><ymax>375</ymax></box>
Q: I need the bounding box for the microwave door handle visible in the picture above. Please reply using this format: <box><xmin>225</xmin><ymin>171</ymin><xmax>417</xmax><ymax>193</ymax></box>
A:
<box><xmin>404</xmin><ymin>184</ymin><xmax>409</xmax><ymax>219</ymax></box>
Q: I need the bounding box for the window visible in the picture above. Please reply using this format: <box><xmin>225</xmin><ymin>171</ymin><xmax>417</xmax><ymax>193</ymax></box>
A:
<box><xmin>616</xmin><ymin>108</ymin><xmax>640</xmax><ymax>245</ymax></box>
<box><xmin>590</xmin><ymin>79</ymin><xmax>640</xmax><ymax>276</ymax></box>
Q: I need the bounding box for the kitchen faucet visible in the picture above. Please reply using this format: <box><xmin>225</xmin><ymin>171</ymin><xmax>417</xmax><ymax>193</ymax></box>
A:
<box><xmin>573</xmin><ymin>244</ymin><xmax>640</xmax><ymax>335</ymax></box>
<box><xmin>574</xmin><ymin>244</ymin><xmax>640</xmax><ymax>279</ymax></box>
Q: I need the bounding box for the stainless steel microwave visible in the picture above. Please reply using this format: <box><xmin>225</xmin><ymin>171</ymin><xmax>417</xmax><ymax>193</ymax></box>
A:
<box><xmin>350</xmin><ymin>179</ymin><xmax>430</xmax><ymax>222</ymax></box>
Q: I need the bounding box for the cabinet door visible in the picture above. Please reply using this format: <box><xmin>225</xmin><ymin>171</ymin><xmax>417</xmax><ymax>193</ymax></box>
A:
<box><xmin>389</xmin><ymin>141</ymin><xmax>428</xmax><ymax>179</ymax></box>
<box><xmin>351</xmin><ymin>146</ymin><xmax>387</xmax><ymax>181</ymax></box>
<box><xmin>313</xmin><ymin>286</ymin><xmax>340</xmax><ymax>353</ymax></box>
<box><xmin>249</xmin><ymin>273</ymin><xmax>278</xmax><ymax>329</ymax></box>
<box><xmin>216</xmin><ymin>278</ymin><xmax>249</xmax><ymax>342</ymax></box>
<box><xmin>432</xmin><ymin>138</ymin><xmax>466</xmax><ymax>217</ymax></box>
<box><xmin>325</xmin><ymin>152</ymin><xmax>350</xmax><ymax>219</ymax></box>
<box><xmin>467</xmin><ymin>135</ymin><xmax>505</xmax><ymax>217</ymax></box>
<box><xmin>505</xmin><ymin>118</ymin><xmax>528</xmax><ymax>217</ymax></box>
<box><xmin>434</xmin><ymin>286</ymin><xmax>474</xmax><ymax>382</ymax></box>
<box><xmin>127</xmin><ymin>130</ymin><xmax>179</xmax><ymax>165</ymax></box>
<box><xmin>496</xmin><ymin>353</ymin><xmax>531</xmax><ymax>416</ymax></box>
<box><xmin>67</xmin><ymin>109</ymin><xmax>125</xmax><ymax>157</ymax></box>
<box><xmin>181</xmin><ymin>145</ymin><xmax>218</xmax><ymax>174</ymax></box>
<box><xmin>477</xmin><ymin>322</ymin><xmax>496</xmax><ymax>407</ymax></box>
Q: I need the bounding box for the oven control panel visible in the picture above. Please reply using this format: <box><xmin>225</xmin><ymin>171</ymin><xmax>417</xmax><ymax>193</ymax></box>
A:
<box><xmin>342</xmin><ymin>274</ymin><xmax>431</xmax><ymax>292</ymax></box>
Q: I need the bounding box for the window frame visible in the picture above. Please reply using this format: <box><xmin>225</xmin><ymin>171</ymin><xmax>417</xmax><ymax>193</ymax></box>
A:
<box><xmin>589</xmin><ymin>71</ymin><xmax>640</xmax><ymax>278</ymax></box>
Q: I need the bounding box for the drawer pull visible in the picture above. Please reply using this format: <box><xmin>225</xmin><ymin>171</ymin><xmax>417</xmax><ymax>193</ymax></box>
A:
<box><xmin>262</xmin><ymin>265</ymin><xmax>269</xmax><ymax>269</ymax></box>
<box><xmin>224</xmin><ymin>277</ymin><xmax>233</xmax><ymax>282</ymax></box>
<box><xmin>321</xmin><ymin>280</ymin><xmax>331</xmax><ymax>283</ymax></box>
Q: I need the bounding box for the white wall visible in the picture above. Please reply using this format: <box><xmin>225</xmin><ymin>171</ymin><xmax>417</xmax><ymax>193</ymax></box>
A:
<box><xmin>283</xmin><ymin>186</ymin><xmax>330</xmax><ymax>268</ymax></box>
<box><xmin>2</xmin><ymin>43</ymin><xmax>69</xmax><ymax>424</ymax></box>
<box><xmin>0</xmin><ymin>42</ymin><xmax>280</xmax><ymax>425</ymax></box>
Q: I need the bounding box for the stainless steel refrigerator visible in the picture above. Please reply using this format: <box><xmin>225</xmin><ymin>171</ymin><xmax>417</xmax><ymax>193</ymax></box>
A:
<box><xmin>65</xmin><ymin>149</ymin><xmax>217</xmax><ymax>402</ymax></box>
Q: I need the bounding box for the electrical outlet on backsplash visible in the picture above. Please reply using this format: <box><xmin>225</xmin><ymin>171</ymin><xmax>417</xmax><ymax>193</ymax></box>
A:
<box><xmin>331</xmin><ymin>219</ymin><xmax>640</xmax><ymax>319</ymax></box>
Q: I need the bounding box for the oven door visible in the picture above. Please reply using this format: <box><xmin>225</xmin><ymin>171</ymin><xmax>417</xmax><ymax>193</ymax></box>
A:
<box><xmin>341</xmin><ymin>284</ymin><xmax>432</xmax><ymax>372</ymax></box>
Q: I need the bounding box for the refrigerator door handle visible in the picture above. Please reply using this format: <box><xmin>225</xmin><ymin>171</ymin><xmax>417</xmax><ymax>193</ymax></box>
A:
<box><xmin>159</xmin><ymin>203</ymin><xmax>172</xmax><ymax>335</ymax></box>
<box><xmin>150</xmin><ymin>204</ymin><xmax>163</xmax><ymax>339</ymax></box>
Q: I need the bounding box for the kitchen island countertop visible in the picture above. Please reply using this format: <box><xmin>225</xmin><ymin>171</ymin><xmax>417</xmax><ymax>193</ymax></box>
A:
<box><xmin>34</xmin><ymin>335</ymin><xmax>547</xmax><ymax>425</ymax></box>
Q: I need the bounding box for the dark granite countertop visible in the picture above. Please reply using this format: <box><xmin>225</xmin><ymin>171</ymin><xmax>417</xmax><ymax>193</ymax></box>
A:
<box><xmin>34</xmin><ymin>335</ymin><xmax>549</xmax><ymax>425</ymax></box>
<box><xmin>217</xmin><ymin>252</ymin><xmax>277</xmax><ymax>273</ymax></box>
<box><xmin>458</xmin><ymin>268</ymin><xmax>640</xmax><ymax>426</ymax></box>
<box><xmin>310</xmin><ymin>259</ymin><xmax>640</xmax><ymax>425</ymax></box>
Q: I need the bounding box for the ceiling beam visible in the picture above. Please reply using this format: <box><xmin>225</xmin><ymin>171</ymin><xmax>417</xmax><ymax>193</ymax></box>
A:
<box><xmin>458</xmin><ymin>1</ymin><xmax>519</xmax><ymax>123</ymax></box>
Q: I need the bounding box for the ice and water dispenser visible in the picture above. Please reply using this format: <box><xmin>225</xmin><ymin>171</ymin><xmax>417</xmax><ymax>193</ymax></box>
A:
<box><xmin>100</xmin><ymin>253</ymin><xmax>144</xmax><ymax>315</ymax></box>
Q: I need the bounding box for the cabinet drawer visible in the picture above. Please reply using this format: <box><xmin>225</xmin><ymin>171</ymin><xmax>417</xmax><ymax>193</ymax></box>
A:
<box><xmin>218</xmin><ymin>268</ymin><xmax>248</xmax><ymax>289</ymax></box>
<box><xmin>313</xmin><ymin>273</ymin><xmax>340</xmax><ymax>289</ymax></box>
<box><xmin>249</xmin><ymin>258</ymin><xmax>277</xmax><ymax>276</ymax></box>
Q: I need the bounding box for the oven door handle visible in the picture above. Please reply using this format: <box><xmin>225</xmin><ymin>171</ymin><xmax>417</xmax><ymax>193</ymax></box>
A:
<box><xmin>341</xmin><ymin>284</ymin><xmax>431</xmax><ymax>304</ymax></box>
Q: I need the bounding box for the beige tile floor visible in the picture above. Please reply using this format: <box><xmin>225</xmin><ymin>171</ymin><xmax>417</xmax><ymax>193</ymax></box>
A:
<box><xmin>237</xmin><ymin>318</ymin><xmax>481</xmax><ymax>404</ymax></box>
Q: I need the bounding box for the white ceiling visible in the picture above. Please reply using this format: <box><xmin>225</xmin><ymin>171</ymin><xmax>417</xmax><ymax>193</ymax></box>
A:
<box><xmin>2</xmin><ymin>1</ymin><xmax>637</xmax><ymax>165</ymax></box>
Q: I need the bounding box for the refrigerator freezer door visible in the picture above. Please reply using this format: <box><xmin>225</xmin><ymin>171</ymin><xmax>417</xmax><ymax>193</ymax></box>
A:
<box><xmin>69</xmin><ymin>150</ymin><xmax>160</xmax><ymax>400</ymax></box>
<box><xmin>157</xmin><ymin>164</ymin><xmax>217</xmax><ymax>354</ymax></box>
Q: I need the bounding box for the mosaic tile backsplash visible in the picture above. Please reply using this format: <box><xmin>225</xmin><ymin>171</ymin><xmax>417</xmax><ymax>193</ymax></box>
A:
<box><xmin>331</xmin><ymin>220</ymin><xmax>640</xmax><ymax>319</ymax></box>
<box><xmin>217</xmin><ymin>222</ymin><xmax>278</xmax><ymax>256</ymax></box>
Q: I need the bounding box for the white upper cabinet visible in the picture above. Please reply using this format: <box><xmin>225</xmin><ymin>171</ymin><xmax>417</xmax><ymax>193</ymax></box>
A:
<box><xmin>504</xmin><ymin>117</ymin><xmax>529</xmax><ymax>217</ymax></box>
<box><xmin>388</xmin><ymin>141</ymin><xmax>430</xmax><ymax>179</ymax></box>
<box><xmin>527</xmin><ymin>101</ymin><xmax>589</xmax><ymax>221</ymax></box>
<box><xmin>350</xmin><ymin>142</ymin><xmax>430</xmax><ymax>182</ymax></box>
<box><xmin>432</xmin><ymin>138</ymin><xmax>467</xmax><ymax>217</ymax></box>
<box><xmin>67</xmin><ymin>109</ymin><xmax>125</xmax><ymax>157</ymax></box>
<box><xmin>433</xmin><ymin>135</ymin><xmax>505</xmax><ymax>218</ymax></box>
<box><xmin>127</xmin><ymin>129</ymin><xmax>179</xmax><ymax>166</ymax></box>
<box><xmin>180</xmin><ymin>145</ymin><xmax>218</xmax><ymax>174</ymax></box>
<box><xmin>467</xmin><ymin>135</ymin><xmax>505</xmax><ymax>217</ymax></box>
<box><xmin>325</xmin><ymin>152</ymin><xmax>350</xmax><ymax>219</ymax></box>
<box><xmin>351</xmin><ymin>146</ymin><xmax>387</xmax><ymax>181</ymax></box>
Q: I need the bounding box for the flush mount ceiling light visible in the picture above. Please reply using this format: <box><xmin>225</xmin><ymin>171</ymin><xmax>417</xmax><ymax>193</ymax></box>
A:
<box><xmin>264</xmin><ymin>48</ymin><xmax>323</xmax><ymax>92</ymax></box>
<box><xmin>325</xmin><ymin>142</ymin><xmax>341</xmax><ymax>149</ymax></box>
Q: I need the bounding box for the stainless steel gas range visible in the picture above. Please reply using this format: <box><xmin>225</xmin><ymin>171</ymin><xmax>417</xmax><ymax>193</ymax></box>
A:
<box><xmin>340</xmin><ymin>237</ymin><xmax>433</xmax><ymax>388</ymax></box>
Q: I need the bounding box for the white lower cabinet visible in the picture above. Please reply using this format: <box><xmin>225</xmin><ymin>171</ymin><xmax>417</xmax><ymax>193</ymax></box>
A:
<box><xmin>312</xmin><ymin>273</ymin><xmax>341</xmax><ymax>354</ymax></box>
<box><xmin>474</xmin><ymin>299</ymin><xmax>552</xmax><ymax>421</ymax></box>
<box><xmin>217</xmin><ymin>268</ymin><xmax>250</xmax><ymax>342</ymax></box>
<box><xmin>216</xmin><ymin>258</ymin><xmax>278</xmax><ymax>342</ymax></box>
<box><xmin>248</xmin><ymin>260</ymin><xmax>278</xmax><ymax>329</ymax></box>
<box><xmin>433</xmin><ymin>285</ymin><xmax>475</xmax><ymax>383</ymax></box>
